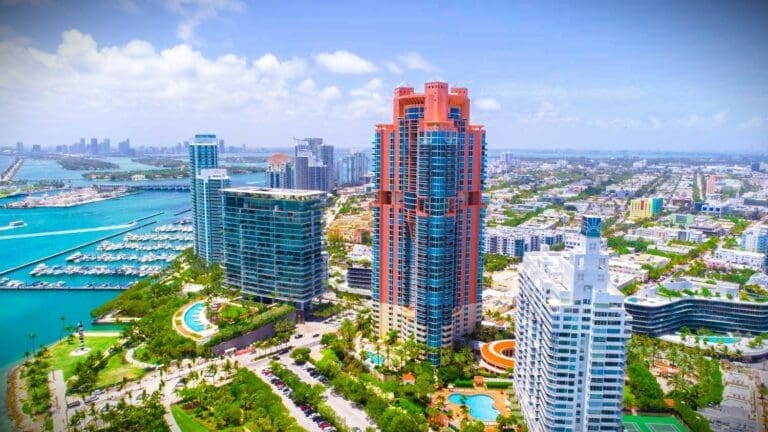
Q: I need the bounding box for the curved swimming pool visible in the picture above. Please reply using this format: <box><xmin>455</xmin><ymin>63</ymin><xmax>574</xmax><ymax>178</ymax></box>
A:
<box><xmin>448</xmin><ymin>393</ymin><xmax>499</xmax><ymax>422</ymax></box>
<box><xmin>183</xmin><ymin>302</ymin><xmax>206</xmax><ymax>332</ymax></box>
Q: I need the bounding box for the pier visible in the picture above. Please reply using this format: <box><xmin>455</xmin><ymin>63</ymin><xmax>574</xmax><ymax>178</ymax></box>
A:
<box><xmin>0</xmin><ymin>220</ymin><xmax>158</xmax><ymax>277</ymax></box>
<box><xmin>0</xmin><ymin>285</ymin><xmax>126</xmax><ymax>291</ymax></box>
<box><xmin>1</xmin><ymin>157</ymin><xmax>24</xmax><ymax>182</ymax></box>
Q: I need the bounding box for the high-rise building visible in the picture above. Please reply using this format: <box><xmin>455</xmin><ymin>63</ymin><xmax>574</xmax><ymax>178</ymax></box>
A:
<box><xmin>337</xmin><ymin>151</ymin><xmax>368</xmax><ymax>186</ymax></box>
<box><xmin>190</xmin><ymin>134</ymin><xmax>226</xmax><ymax>263</ymax></box>
<box><xmin>266</xmin><ymin>153</ymin><xmax>294</xmax><ymax>189</ymax></box>
<box><xmin>15</xmin><ymin>142</ymin><xmax>23</xmax><ymax>155</ymax></box>
<box><xmin>89</xmin><ymin>138</ymin><xmax>98</xmax><ymax>155</ymax></box>
<box><xmin>222</xmin><ymin>188</ymin><xmax>327</xmax><ymax>313</ymax></box>
<box><xmin>118</xmin><ymin>139</ymin><xmax>132</xmax><ymax>156</ymax></box>
<box><xmin>194</xmin><ymin>169</ymin><xmax>230</xmax><ymax>263</ymax></box>
<box><xmin>100</xmin><ymin>138</ymin><xmax>111</xmax><ymax>155</ymax></box>
<box><xmin>514</xmin><ymin>216</ymin><xmax>630</xmax><ymax>432</ymax></box>
<box><xmin>217</xmin><ymin>138</ymin><xmax>225</xmax><ymax>155</ymax></box>
<box><xmin>372</xmin><ymin>82</ymin><xmax>486</xmax><ymax>362</ymax></box>
<box><xmin>293</xmin><ymin>138</ymin><xmax>333</xmax><ymax>192</ymax></box>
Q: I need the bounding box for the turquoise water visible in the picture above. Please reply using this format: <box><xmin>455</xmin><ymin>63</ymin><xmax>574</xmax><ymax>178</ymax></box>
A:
<box><xmin>705</xmin><ymin>336</ymin><xmax>738</xmax><ymax>344</ymax></box>
<box><xmin>183</xmin><ymin>302</ymin><xmax>206</xmax><ymax>332</ymax></box>
<box><xmin>366</xmin><ymin>350</ymin><xmax>384</xmax><ymax>366</ymax></box>
<box><xmin>626</xmin><ymin>297</ymin><xmax>638</xmax><ymax>303</ymax></box>
<box><xmin>0</xmin><ymin>157</ymin><xmax>267</xmax><ymax>431</ymax></box>
<box><xmin>448</xmin><ymin>393</ymin><xmax>500</xmax><ymax>422</ymax></box>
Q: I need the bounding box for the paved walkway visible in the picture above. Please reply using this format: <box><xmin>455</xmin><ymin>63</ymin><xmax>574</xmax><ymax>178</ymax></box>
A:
<box><xmin>48</xmin><ymin>369</ymin><xmax>67</xmax><ymax>432</ymax></box>
<box><xmin>125</xmin><ymin>345</ymin><xmax>159</xmax><ymax>369</ymax></box>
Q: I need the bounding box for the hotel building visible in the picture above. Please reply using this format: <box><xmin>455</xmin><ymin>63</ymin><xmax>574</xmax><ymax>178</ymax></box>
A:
<box><xmin>515</xmin><ymin>216</ymin><xmax>630</xmax><ymax>432</ymax></box>
<box><xmin>221</xmin><ymin>187</ymin><xmax>327</xmax><ymax>312</ymax></box>
<box><xmin>372</xmin><ymin>82</ymin><xmax>486</xmax><ymax>361</ymax></box>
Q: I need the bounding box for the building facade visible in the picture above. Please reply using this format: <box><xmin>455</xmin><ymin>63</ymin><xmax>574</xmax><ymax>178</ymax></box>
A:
<box><xmin>515</xmin><ymin>216</ymin><xmax>630</xmax><ymax>432</ymax></box>
<box><xmin>193</xmin><ymin>169</ymin><xmax>230</xmax><ymax>263</ymax></box>
<box><xmin>628</xmin><ymin>197</ymin><xmax>663</xmax><ymax>220</ymax></box>
<box><xmin>266</xmin><ymin>153</ymin><xmax>294</xmax><ymax>189</ymax></box>
<box><xmin>222</xmin><ymin>188</ymin><xmax>327</xmax><ymax>312</ymax></box>
<box><xmin>484</xmin><ymin>227</ymin><xmax>563</xmax><ymax>259</ymax></box>
<box><xmin>190</xmin><ymin>134</ymin><xmax>226</xmax><ymax>263</ymax></box>
<box><xmin>372</xmin><ymin>82</ymin><xmax>486</xmax><ymax>362</ymax></box>
<box><xmin>625</xmin><ymin>277</ymin><xmax>768</xmax><ymax>336</ymax></box>
<box><xmin>741</xmin><ymin>226</ymin><xmax>768</xmax><ymax>253</ymax></box>
<box><xmin>337</xmin><ymin>151</ymin><xmax>368</xmax><ymax>186</ymax></box>
<box><xmin>294</xmin><ymin>137</ymin><xmax>334</xmax><ymax>192</ymax></box>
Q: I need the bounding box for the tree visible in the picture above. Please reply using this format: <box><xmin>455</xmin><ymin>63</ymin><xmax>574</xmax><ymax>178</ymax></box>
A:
<box><xmin>385</xmin><ymin>329</ymin><xmax>399</xmax><ymax>369</ymax></box>
<box><xmin>340</xmin><ymin>318</ymin><xmax>358</xmax><ymax>353</ymax></box>
<box><xmin>290</xmin><ymin>347</ymin><xmax>311</xmax><ymax>364</ymax></box>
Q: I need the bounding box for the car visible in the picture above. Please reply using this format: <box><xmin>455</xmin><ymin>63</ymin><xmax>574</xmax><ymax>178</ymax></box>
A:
<box><xmin>84</xmin><ymin>395</ymin><xmax>98</xmax><ymax>404</ymax></box>
<box><xmin>319</xmin><ymin>421</ymin><xmax>332</xmax><ymax>428</ymax></box>
<box><xmin>271</xmin><ymin>356</ymin><xmax>280</xmax><ymax>361</ymax></box>
<box><xmin>91</xmin><ymin>389</ymin><xmax>105</xmax><ymax>396</ymax></box>
<box><xmin>66</xmin><ymin>400</ymin><xmax>81</xmax><ymax>409</ymax></box>
<box><xmin>312</xmin><ymin>333</ymin><xmax>320</xmax><ymax>337</ymax></box>
<box><xmin>294</xmin><ymin>334</ymin><xmax>303</xmax><ymax>339</ymax></box>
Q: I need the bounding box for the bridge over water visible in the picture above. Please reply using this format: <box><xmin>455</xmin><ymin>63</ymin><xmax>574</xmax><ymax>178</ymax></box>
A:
<box><xmin>96</xmin><ymin>183</ymin><xmax>190</xmax><ymax>192</ymax></box>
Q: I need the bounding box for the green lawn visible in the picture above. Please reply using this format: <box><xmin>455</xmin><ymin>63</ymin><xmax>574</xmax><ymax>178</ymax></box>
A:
<box><xmin>171</xmin><ymin>405</ymin><xmax>209</xmax><ymax>432</ymax></box>
<box><xmin>47</xmin><ymin>334</ymin><xmax>119</xmax><ymax>379</ymax></box>
<box><xmin>95</xmin><ymin>354</ymin><xmax>145</xmax><ymax>388</ymax></box>
<box><xmin>622</xmin><ymin>414</ymin><xmax>686</xmax><ymax>432</ymax></box>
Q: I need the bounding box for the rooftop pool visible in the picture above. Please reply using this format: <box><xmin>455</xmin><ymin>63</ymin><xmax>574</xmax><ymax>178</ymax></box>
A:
<box><xmin>183</xmin><ymin>301</ymin><xmax>207</xmax><ymax>332</ymax></box>
<box><xmin>448</xmin><ymin>393</ymin><xmax>500</xmax><ymax>422</ymax></box>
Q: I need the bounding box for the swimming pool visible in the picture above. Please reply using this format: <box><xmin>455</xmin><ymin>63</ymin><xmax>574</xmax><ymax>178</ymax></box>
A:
<box><xmin>705</xmin><ymin>336</ymin><xmax>737</xmax><ymax>344</ymax></box>
<box><xmin>183</xmin><ymin>302</ymin><xmax>207</xmax><ymax>332</ymax></box>
<box><xmin>366</xmin><ymin>351</ymin><xmax>384</xmax><ymax>366</ymax></box>
<box><xmin>448</xmin><ymin>393</ymin><xmax>500</xmax><ymax>422</ymax></box>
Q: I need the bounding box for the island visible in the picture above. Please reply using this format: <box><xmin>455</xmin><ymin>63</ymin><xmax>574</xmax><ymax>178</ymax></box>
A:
<box><xmin>83</xmin><ymin>168</ymin><xmax>187</xmax><ymax>181</ymax></box>
<box><xmin>132</xmin><ymin>158</ymin><xmax>187</xmax><ymax>168</ymax></box>
<box><xmin>54</xmin><ymin>156</ymin><xmax>119</xmax><ymax>171</ymax></box>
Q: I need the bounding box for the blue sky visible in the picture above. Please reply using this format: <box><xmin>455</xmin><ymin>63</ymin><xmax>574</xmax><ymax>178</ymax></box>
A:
<box><xmin>0</xmin><ymin>0</ymin><xmax>766</xmax><ymax>153</ymax></box>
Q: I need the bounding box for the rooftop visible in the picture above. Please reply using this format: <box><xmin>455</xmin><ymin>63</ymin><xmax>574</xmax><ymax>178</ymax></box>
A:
<box><xmin>222</xmin><ymin>187</ymin><xmax>328</xmax><ymax>200</ymax></box>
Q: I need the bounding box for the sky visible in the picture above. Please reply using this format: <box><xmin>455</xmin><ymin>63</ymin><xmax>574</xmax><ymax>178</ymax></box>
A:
<box><xmin>0</xmin><ymin>0</ymin><xmax>766</xmax><ymax>153</ymax></box>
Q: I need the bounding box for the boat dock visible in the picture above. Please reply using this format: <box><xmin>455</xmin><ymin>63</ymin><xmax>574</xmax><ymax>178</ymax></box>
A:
<box><xmin>0</xmin><ymin>220</ymin><xmax>157</xmax><ymax>276</ymax></box>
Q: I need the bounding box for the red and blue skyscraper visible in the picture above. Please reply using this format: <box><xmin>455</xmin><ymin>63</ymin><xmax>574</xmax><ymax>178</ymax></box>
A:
<box><xmin>372</xmin><ymin>82</ymin><xmax>486</xmax><ymax>362</ymax></box>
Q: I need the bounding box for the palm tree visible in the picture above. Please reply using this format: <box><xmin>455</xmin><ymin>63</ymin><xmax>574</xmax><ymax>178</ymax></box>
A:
<box><xmin>385</xmin><ymin>329</ymin><xmax>399</xmax><ymax>369</ymax></box>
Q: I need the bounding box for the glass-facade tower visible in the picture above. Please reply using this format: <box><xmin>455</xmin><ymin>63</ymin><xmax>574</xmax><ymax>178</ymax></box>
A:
<box><xmin>372</xmin><ymin>82</ymin><xmax>486</xmax><ymax>363</ymax></box>
<box><xmin>190</xmin><ymin>134</ymin><xmax>228</xmax><ymax>263</ymax></box>
<box><xmin>222</xmin><ymin>188</ymin><xmax>327</xmax><ymax>312</ymax></box>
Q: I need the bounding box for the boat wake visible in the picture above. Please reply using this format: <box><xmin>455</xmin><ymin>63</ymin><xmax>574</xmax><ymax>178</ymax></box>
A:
<box><xmin>0</xmin><ymin>221</ymin><xmax>137</xmax><ymax>240</ymax></box>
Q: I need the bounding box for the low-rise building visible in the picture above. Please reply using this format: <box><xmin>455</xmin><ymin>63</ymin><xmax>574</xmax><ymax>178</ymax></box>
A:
<box><xmin>712</xmin><ymin>248</ymin><xmax>767</xmax><ymax>271</ymax></box>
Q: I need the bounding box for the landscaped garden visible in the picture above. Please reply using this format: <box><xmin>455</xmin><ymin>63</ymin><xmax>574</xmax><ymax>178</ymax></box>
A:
<box><xmin>173</xmin><ymin>368</ymin><xmax>305</xmax><ymax>431</ymax></box>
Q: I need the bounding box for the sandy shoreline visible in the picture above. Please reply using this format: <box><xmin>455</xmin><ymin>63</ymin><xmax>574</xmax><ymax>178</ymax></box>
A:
<box><xmin>5</xmin><ymin>365</ymin><xmax>41</xmax><ymax>432</ymax></box>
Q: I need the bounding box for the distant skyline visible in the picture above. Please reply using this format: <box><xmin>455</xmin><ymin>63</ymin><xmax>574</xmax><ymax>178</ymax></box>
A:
<box><xmin>0</xmin><ymin>1</ymin><xmax>766</xmax><ymax>153</ymax></box>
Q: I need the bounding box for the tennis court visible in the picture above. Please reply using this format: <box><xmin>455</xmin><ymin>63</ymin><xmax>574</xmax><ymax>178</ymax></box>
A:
<box><xmin>622</xmin><ymin>415</ymin><xmax>686</xmax><ymax>432</ymax></box>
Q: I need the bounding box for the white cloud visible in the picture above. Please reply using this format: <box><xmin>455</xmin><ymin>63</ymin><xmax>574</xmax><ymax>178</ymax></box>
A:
<box><xmin>342</xmin><ymin>78</ymin><xmax>388</xmax><ymax>119</ymax></box>
<box><xmin>0</xmin><ymin>29</ymin><xmax>369</xmax><ymax>144</ymax></box>
<box><xmin>398</xmin><ymin>52</ymin><xmax>434</xmax><ymax>72</ymax></box>
<box><xmin>516</xmin><ymin>101</ymin><xmax>580</xmax><ymax>125</ymax></box>
<box><xmin>166</xmin><ymin>0</ymin><xmax>245</xmax><ymax>43</ymax></box>
<box><xmin>253</xmin><ymin>53</ymin><xmax>306</xmax><ymax>78</ymax></box>
<box><xmin>315</xmin><ymin>50</ymin><xmax>376</xmax><ymax>74</ymax></box>
<box><xmin>475</xmin><ymin>97</ymin><xmax>501</xmax><ymax>111</ymax></box>
<box><xmin>593</xmin><ymin>118</ymin><xmax>642</xmax><ymax>129</ymax></box>
<box><xmin>649</xmin><ymin>116</ymin><xmax>662</xmax><ymax>129</ymax></box>
<box><xmin>676</xmin><ymin>111</ymin><xmax>727</xmax><ymax>129</ymax></box>
<box><xmin>384</xmin><ymin>61</ymin><xmax>402</xmax><ymax>74</ymax></box>
<box><xmin>319</xmin><ymin>86</ymin><xmax>341</xmax><ymax>100</ymax></box>
<box><xmin>738</xmin><ymin>116</ymin><xmax>767</xmax><ymax>129</ymax></box>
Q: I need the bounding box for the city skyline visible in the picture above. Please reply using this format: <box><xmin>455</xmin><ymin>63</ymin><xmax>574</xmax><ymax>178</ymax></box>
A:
<box><xmin>0</xmin><ymin>1</ymin><xmax>766</xmax><ymax>153</ymax></box>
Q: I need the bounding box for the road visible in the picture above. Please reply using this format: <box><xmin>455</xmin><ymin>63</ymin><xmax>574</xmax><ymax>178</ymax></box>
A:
<box><xmin>60</xmin><ymin>318</ymin><xmax>362</xmax><ymax>430</ymax></box>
